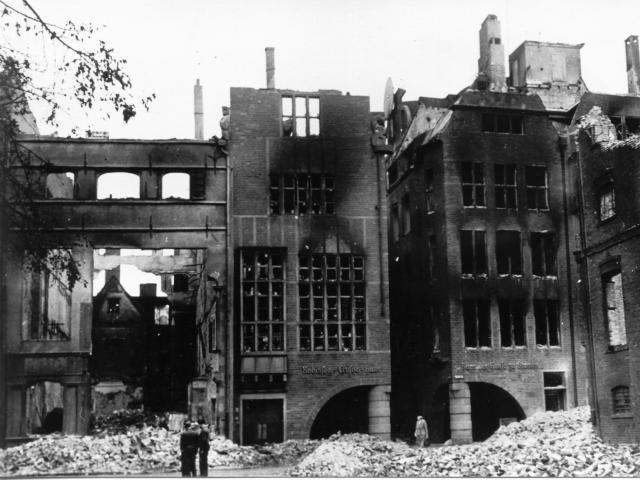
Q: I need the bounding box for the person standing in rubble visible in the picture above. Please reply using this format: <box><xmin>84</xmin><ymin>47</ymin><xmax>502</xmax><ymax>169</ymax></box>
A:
<box><xmin>197</xmin><ymin>418</ymin><xmax>210</xmax><ymax>477</ymax></box>
<box><xmin>414</xmin><ymin>415</ymin><xmax>429</xmax><ymax>447</ymax></box>
<box><xmin>180</xmin><ymin>420</ymin><xmax>200</xmax><ymax>477</ymax></box>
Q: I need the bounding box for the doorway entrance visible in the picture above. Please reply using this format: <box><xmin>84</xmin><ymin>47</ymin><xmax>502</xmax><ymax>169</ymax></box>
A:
<box><xmin>242</xmin><ymin>398</ymin><xmax>284</xmax><ymax>445</ymax></box>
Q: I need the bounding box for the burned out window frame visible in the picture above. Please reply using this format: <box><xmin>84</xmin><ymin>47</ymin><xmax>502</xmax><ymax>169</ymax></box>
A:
<box><xmin>534</xmin><ymin>299</ymin><xmax>561</xmax><ymax>347</ymax></box>
<box><xmin>390</xmin><ymin>203</ymin><xmax>400</xmax><ymax>242</ymax></box>
<box><xmin>23</xmin><ymin>263</ymin><xmax>71</xmax><ymax>341</ymax></box>
<box><xmin>45</xmin><ymin>171</ymin><xmax>76</xmax><ymax>199</ymax></box>
<box><xmin>281</xmin><ymin>95</ymin><xmax>320</xmax><ymax>137</ymax></box>
<box><xmin>595</xmin><ymin>173</ymin><xmax>616</xmax><ymax>223</ymax></box>
<box><xmin>531</xmin><ymin>232</ymin><xmax>557</xmax><ymax>277</ymax></box>
<box><xmin>298</xmin><ymin>254</ymin><xmax>366</xmax><ymax>352</ymax></box>
<box><xmin>496</xmin><ymin>230</ymin><xmax>522</xmax><ymax>276</ymax></box>
<box><xmin>494</xmin><ymin>164</ymin><xmax>517</xmax><ymax>209</ymax></box>
<box><xmin>601</xmin><ymin>263</ymin><xmax>627</xmax><ymax>352</ymax></box>
<box><xmin>481</xmin><ymin>113</ymin><xmax>524</xmax><ymax>134</ymax></box>
<box><xmin>525</xmin><ymin>166</ymin><xmax>549</xmax><ymax>211</ymax></box>
<box><xmin>269</xmin><ymin>173</ymin><xmax>334</xmax><ymax>216</ymax></box>
<box><xmin>543</xmin><ymin>371</ymin><xmax>566</xmax><ymax>411</ymax></box>
<box><xmin>401</xmin><ymin>193</ymin><xmax>411</xmax><ymax>236</ymax></box>
<box><xmin>463</xmin><ymin>298</ymin><xmax>491</xmax><ymax>349</ymax></box>
<box><xmin>608</xmin><ymin>115</ymin><xmax>640</xmax><ymax>140</ymax></box>
<box><xmin>240</xmin><ymin>249</ymin><xmax>285</xmax><ymax>353</ymax></box>
<box><xmin>460</xmin><ymin>229</ymin><xmax>487</xmax><ymax>277</ymax></box>
<box><xmin>425</xmin><ymin>169</ymin><xmax>435</xmax><ymax>213</ymax></box>
<box><xmin>461</xmin><ymin>162</ymin><xmax>485</xmax><ymax>208</ymax></box>
<box><xmin>96</xmin><ymin>171</ymin><xmax>141</xmax><ymax>200</ymax></box>
<box><xmin>498</xmin><ymin>298</ymin><xmax>526</xmax><ymax>348</ymax></box>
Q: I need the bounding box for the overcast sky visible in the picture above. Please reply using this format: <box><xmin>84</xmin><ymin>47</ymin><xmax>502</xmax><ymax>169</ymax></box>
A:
<box><xmin>22</xmin><ymin>0</ymin><xmax>640</xmax><ymax>139</ymax></box>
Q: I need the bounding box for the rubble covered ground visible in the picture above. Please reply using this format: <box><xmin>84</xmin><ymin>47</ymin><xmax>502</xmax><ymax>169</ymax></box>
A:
<box><xmin>2</xmin><ymin>407</ymin><xmax>640</xmax><ymax>476</ymax></box>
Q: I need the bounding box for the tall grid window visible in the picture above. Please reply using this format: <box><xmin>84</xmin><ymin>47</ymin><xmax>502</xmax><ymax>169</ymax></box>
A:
<box><xmin>526</xmin><ymin>166</ymin><xmax>549</xmax><ymax>210</ymax></box>
<box><xmin>299</xmin><ymin>254</ymin><xmax>365</xmax><ymax>351</ymax></box>
<box><xmin>531</xmin><ymin>232</ymin><xmax>557</xmax><ymax>276</ymax></box>
<box><xmin>495</xmin><ymin>164</ymin><xmax>517</xmax><ymax>209</ymax></box>
<box><xmin>240</xmin><ymin>250</ymin><xmax>285</xmax><ymax>353</ymax></box>
<box><xmin>499</xmin><ymin>299</ymin><xmax>526</xmax><ymax>347</ymax></box>
<box><xmin>603</xmin><ymin>270</ymin><xmax>627</xmax><ymax>350</ymax></box>
<box><xmin>461</xmin><ymin>230</ymin><xmax>487</xmax><ymax>276</ymax></box>
<box><xmin>534</xmin><ymin>299</ymin><xmax>560</xmax><ymax>347</ymax></box>
<box><xmin>282</xmin><ymin>96</ymin><xmax>319</xmax><ymax>137</ymax></box>
<box><xmin>463</xmin><ymin>299</ymin><xmax>491</xmax><ymax>348</ymax></box>
<box><xmin>270</xmin><ymin>174</ymin><xmax>334</xmax><ymax>216</ymax></box>
<box><xmin>598</xmin><ymin>183</ymin><xmax>616</xmax><ymax>221</ymax></box>
<box><xmin>612</xmin><ymin>386</ymin><xmax>631</xmax><ymax>414</ymax></box>
<box><xmin>461</xmin><ymin>162</ymin><xmax>485</xmax><ymax>207</ymax></box>
<box><xmin>425</xmin><ymin>169</ymin><xmax>435</xmax><ymax>213</ymax></box>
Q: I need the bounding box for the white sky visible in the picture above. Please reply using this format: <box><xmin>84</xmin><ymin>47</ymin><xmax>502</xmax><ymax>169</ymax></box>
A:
<box><xmin>22</xmin><ymin>0</ymin><xmax>640</xmax><ymax>139</ymax></box>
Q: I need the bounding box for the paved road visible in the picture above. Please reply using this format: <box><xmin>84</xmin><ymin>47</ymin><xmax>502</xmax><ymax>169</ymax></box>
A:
<box><xmin>73</xmin><ymin>465</ymin><xmax>293</xmax><ymax>478</ymax></box>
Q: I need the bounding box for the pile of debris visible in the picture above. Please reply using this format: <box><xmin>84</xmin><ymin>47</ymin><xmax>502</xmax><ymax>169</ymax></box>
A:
<box><xmin>92</xmin><ymin>409</ymin><xmax>166</xmax><ymax>434</ymax></box>
<box><xmin>0</xmin><ymin>426</ymin><xmax>319</xmax><ymax>476</ymax></box>
<box><xmin>290</xmin><ymin>407</ymin><xmax>640</xmax><ymax>477</ymax></box>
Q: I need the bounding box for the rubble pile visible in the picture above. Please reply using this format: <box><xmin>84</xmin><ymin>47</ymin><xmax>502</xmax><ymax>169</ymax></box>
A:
<box><xmin>92</xmin><ymin>409</ymin><xmax>165</xmax><ymax>434</ymax></box>
<box><xmin>290</xmin><ymin>407</ymin><xmax>640</xmax><ymax>477</ymax></box>
<box><xmin>0</xmin><ymin>427</ymin><xmax>318</xmax><ymax>476</ymax></box>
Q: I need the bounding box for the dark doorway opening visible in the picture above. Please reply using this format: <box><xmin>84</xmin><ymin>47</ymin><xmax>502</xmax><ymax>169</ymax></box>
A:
<box><xmin>430</xmin><ymin>383</ymin><xmax>451</xmax><ymax>443</ymax></box>
<box><xmin>242</xmin><ymin>398</ymin><xmax>284</xmax><ymax>445</ymax></box>
<box><xmin>469</xmin><ymin>382</ymin><xmax>525</xmax><ymax>441</ymax></box>
<box><xmin>310</xmin><ymin>386</ymin><xmax>369</xmax><ymax>439</ymax></box>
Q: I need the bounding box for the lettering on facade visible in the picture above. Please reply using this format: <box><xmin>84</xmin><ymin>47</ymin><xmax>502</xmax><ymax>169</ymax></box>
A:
<box><xmin>462</xmin><ymin>362</ymin><xmax>540</xmax><ymax>372</ymax></box>
<box><xmin>301</xmin><ymin>365</ymin><xmax>380</xmax><ymax>376</ymax></box>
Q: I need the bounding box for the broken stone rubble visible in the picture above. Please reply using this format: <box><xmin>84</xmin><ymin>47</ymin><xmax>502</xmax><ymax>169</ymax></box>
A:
<box><xmin>289</xmin><ymin>407</ymin><xmax>640</xmax><ymax>477</ymax></box>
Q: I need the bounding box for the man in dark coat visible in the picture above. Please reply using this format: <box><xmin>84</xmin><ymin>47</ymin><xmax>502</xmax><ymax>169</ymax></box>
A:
<box><xmin>180</xmin><ymin>421</ymin><xmax>200</xmax><ymax>477</ymax></box>
<box><xmin>197</xmin><ymin>418</ymin><xmax>210</xmax><ymax>477</ymax></box>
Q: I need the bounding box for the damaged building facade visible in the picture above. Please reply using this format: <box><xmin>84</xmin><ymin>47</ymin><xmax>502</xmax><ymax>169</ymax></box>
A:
<box><xmin>385</xmin><ymin>15</ymin><xmax>590</xmax><ymax>444</ymax></box>
<box><xmin>227</xmin><ymin>48</ymin><xmax>391</xmax><ymax>444</ymax></box>
<box><xmin>1</xmin><ymin>135</ymin><xmax>229</xmax><ymax>444</ymax></box>
<box><xmin>1</xmin><ymin>49</ymin><xmax>391</xmax><ymax>446</ymax></box>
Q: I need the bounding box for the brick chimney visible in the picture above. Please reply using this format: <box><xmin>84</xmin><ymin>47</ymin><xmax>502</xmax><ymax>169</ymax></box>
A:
<box><xmin>478</xmin><ymin>14</ymin><xmax>506</xmax><ymax>92</ymax></box>
<box><xmin>194</xmin><ymin>79</ymin><xmax>204</xmax><ymax>140</ymax></box>
<box><xmin>626</xmin><ymin>36</ymin><xmax>640</xmax><ymax>96</ymax></box>
<box><xmin>266</xmin><ymin>47</ymin><xmax>275</xmax><ymax>89</ymax></box>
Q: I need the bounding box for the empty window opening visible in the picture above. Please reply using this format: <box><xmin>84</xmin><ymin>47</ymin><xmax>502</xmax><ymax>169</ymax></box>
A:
<box><xmin>387</xmin><ymin>162</ymin><xmax>399</xmax><ymax>186</ymax></box>
<box><xmin>603</xmin><ymin>270</ymin><xmax>627</xmax><ymax>350</ymax></box>
<box><xmin>463</xmin><ymin>299</ymin><xmax>491</xmax><ymax>348</ymax></box>
<box><xmin>425</xmin><ymin>169</ymin><xmax>435</xmax><ymax>213</ymax></box>
<box><xmin>462</xmin><ymin>162</ymin><xmax>485</xmax><ymax>207</ymax></box>
<box><xmin>241</xmin><ymin>250</ymin><xmax>285</xmax><ymax>353</ymax></box>
<box><xmin>162</xmin><ymin>172</ymin><xmax>190</xmax><ymax>199</ymax></box>
<box><xmin>120</xmin><ymin>249</ymin><xmax>153</xmax><ymax>256</ymax></box>
<box><xmin>495</xmin><ymin>164</ymin><xmax>517</xmax><ymax>209</ymax></box>
<box><xmin>461</xmin><ymin>230</ymin><xmax>487</xmax><ymax>276</ymax></box>
<box><xmin>401</xmin><ymin>194</ymin><xmax>411</xmax><ymax>235</ymax></box>
<box><xmin>531</xmin><ymin>232</ymin><xmax>557</xmax><ymax>277</ymax></box>
<box><xmin>172</xmin><ymin>273</ymin><xmax>190</xmax><ymax>292</ymax></box>
<box><xmin>282</xmin><ymin>95</ymin><xmax>319</xmax><ymax>137</ymax></box>
<box><xmin>612</xmin><ymin>386</ymin><xmax>631</xmax><ymax>415</ymax></box>
<box><xmin>609</xmin><ymin>115</ymin><xmax>640</xmax><ymax>139</ymax></box>
<box><xmin>390</xmin><ymin>204</ymin><xmax>400</xmax><ymax>242</ymax></box>
<box><xmin>525</xmin><ymin>166</ymin><xmax>549</xmax><ymax>210</ymax></box>
<box><xmin>270</xmin><ymin>174</ymin><xmax>334</xmax><ymax>215</ymax></box>
<box><xmin>598</xmin><ymin>183</ymin><xmax>616</xmax><ymax>221</ymax></box>
<box><xmin>45</xmin><ymin>172</ymin><xmax>75</xmax><ymax>199</ymax></box>
<box><xmin>299</xmin><ymin>254</ymin><xmax>365</xmax><ymax>352</ymax></box>
<box><xmin>496</xmin><ymin>230</ymin><xmax>522</xmax><ymax>275</ymax></box>
<box><xmin>26</xmin><ymin>381</ymin><xmax>64</xmax><ymax>434</ymax></box>
<box><xmin>534</xmin><ymin>299</ymin><xmax>560</xmax><ymax>347</ymax></box>
<box><xmin>427</xmin><ymin>235</ymin><xmax>436</xmax><ymax>280</ymax></box>
<box><xmin>154</xmin><ymin>304</ymin><xmax>170</xmax><ymax>325</ymax></box>
<box><xmin>482</xmin><ymin>113</ymin><xmax>524</xmax><ymax>134</ymax></box>
<box><xmin>543</xmin><ymin>372</ymin><xmax>566</xmax><ymax>411</ymax></box>
<box><xmin>499</xmin><ymin>299</ymin><xmax>526</xmax><ymax>347</ymax></box>
<box><xmin>24</xmin><ymin>261</ymin><xmax>71</xmax><ymax>341</ymax></box>
<box><xmin>97</xmin><ymin>172</ymin><xmax>140</xmax><ymax>199</ymax></box>
<box><xmin>93</xmin><ymin>264</ymin><xmax>167</xmax><ymax>298</ymax></box>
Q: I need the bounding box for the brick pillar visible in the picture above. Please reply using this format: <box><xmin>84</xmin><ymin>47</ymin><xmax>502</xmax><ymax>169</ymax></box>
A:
<box><xmin>449</xmin><ymin>381</ymin><xmax>472</xmax><ymax>444</ymax></box>
<box><xmin>368</xmin><ymin>384</ymin><xmax>391</xmax><ymax>439</ymax></box>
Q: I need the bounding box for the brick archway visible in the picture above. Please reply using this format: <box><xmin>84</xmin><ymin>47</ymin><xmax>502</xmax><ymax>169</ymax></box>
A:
<box><xmin>302</xmin><ymin>379</ymin><xmax>381</xmax><ymax>437</ymax></box>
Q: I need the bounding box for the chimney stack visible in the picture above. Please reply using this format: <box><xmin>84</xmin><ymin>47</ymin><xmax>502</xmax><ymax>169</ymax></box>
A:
<box><xmin>477</xmin><ymin>15</ymin><xmax>506</xmax><ymax>92</ymax></box>
<box><xmin>266</xmin><ymin>47</ymin><xmax>275</xmax><ymax>89</ymax></box>
<box><xmin>626</xmin><ymin>36</ymin><xmax>640</xmax><ymax>96</ymax></box>
<box><xmin>194</xmin><ymin>79</ymin><xmax>204</xmax><ymax>140</ymax></box>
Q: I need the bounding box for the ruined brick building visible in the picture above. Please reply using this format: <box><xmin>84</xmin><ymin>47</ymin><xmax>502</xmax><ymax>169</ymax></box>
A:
<box><xmin>0</xmin><ymin>49</ymin><xmax>391</xmax><ymax>446</ymax></box>
<box><xmin>385</xmin><ymin>15</ymin><xmax>590</xmax><ymax>443</ymax></box>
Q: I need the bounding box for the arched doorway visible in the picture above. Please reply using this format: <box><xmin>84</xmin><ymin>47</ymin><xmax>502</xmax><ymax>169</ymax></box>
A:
<box><xmin>310</xmin><ymin>386</ymin><xmax>370</xmax><ymax>439</ymax></box>
<box><xmin>469</xmin><ymin>382</ymin><xmax>525</xmax><ymax>441</ymax></box>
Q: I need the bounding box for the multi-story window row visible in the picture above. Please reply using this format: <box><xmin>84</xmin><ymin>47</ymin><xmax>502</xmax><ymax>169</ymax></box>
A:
<box><xmin>298</xmin><ymin>254</ymin><xmax>366</xmax><ymax>352</ymax></box>
<box><xmin>463</xmin><ymin>297</ymin><xmax>561</xmax><ymax>349</ymax></box>
<box><xmin>270</xmin><ymin>174</ymin><xmax>334</xmax><ymax>216</ymax></box>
